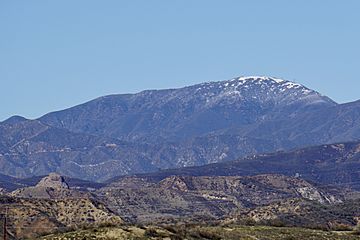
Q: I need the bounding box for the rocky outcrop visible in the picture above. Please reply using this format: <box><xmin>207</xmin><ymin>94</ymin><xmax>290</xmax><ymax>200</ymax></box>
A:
<box><xmin>11</xmin><ymin>173</ymin><xmax>88</xmax><ymax>199</ymax></box>
<box><xmin>158</xmin><ymin>176</ymin><xmax>190</xmax><ymax>191</ymax></box>
<box><xmin>99</xmin><ymin>174</ymin><xmax>349</xmax><ymax>223</ymax></box>
<box><xmin>36</xmin><ymin>173</ymin><xmax>69</xmax><ymax>189</ymax></box>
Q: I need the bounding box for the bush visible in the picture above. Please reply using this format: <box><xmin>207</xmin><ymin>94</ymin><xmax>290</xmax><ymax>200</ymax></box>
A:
<box><xmin>198</xmin><ymin>230</ymin><xmax>221</xmax><ymax>240</ymax></box>
<box><xmin>170</xmin><ymin>235</ymin><xmax>184</xmax><ymax>240</ymax></box>
<box><xmin>188</xmin><ymin>227</ymin><xmax>221</xmax><ymax>240</ymax></box>
<box><xmin>163</xmin><ymin>225</ymin><xmax>179</xmax><ymax>234</ymax></box>
<box><xmin>328</xmin><ymin>223</ymin><xmax>353</xmax><ymax>231</ymax></box>
<box><xmin>237</xmin><ymin>217</ymin><xmax>257</xmax><ymax>226</ymax></box>
<box><xmin>144</xmin><ymin>228</ymin><xmax>159</xmax><ymax>237</ymax></box>
<box><xmin>261</xmin><ymin>218</ymin><xmax>286</xmax><ymax>228</ymax></box>
<box><xmin>352</xmin><ymin>224</ymin><xmax>360</xmax><ymax>235</ymax></box>
<box><xmin>97</xmin><ymin>222</ymin><xmax>119</xmax><ymax>228</ymax></box>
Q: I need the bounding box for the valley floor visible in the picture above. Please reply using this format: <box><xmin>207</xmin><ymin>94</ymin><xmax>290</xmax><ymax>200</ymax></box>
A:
<box><xmin>38</xmin><ymin>225</ymin><xmax>360</xmax><ymax>240</ymax></box>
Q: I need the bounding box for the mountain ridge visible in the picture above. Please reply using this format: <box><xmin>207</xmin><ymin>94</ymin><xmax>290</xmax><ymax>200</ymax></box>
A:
<box><xmin>119</xmin><ymin>139</ymin><xmax>360</xmax><ymax>190</ymax></box>
<box><xmin>38</xmin><ymin>76</ymin><xmax>336</xmax><ymax>141</ymax></box>
<box><xmin>1</xmin><ymin>76</ymin><xmax>360</xmax><ymax>181</ymax></box>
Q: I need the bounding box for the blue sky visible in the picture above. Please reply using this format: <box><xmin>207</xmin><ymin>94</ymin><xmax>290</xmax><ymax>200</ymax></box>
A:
<box><xmin>1</xmin><ymin>0</ymin><xmax>359</xmax><ymax>120</ymax></box>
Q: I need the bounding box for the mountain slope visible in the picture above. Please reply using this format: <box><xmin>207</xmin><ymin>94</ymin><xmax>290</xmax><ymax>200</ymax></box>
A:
<box><xmin>39</xmin><ymin>76</ymin><xmax>336</xmax><ymax>141</ymax></box>
<box><xmin>124</xmin><ymin>140</ymin><xmax>360</xmax><ymax>190</ymax></box>
<box><xmin>0</xmin><ymin>119</ymin><xmax>159</xmax><ymax>181</ymax></box>
<box><xmin>2</xmin><ymin>76</ymin><xmax>360</xmax><ymax>181</ymax></box>
<box><xmin>98</xmin><ymin>174</ymin><xmax>349</xmax><ymax>224</ymax></box>
<box><xmin>232</xmin><ymin>198</ymin><xmax>360</xmax><ymax>229</ymax></box>
<box><xmin>0</xmin><ymin>195</ymin><xmax>122</xmax><ymax>239</ymax></box>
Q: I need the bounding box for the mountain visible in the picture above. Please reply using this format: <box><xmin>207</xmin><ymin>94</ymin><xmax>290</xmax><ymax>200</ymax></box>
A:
<box><xmin>0</xmin><ymin>174</ymin><xmax>122</xmax><ymax>239</ymax></box>
<box><xmin>98</xmin><ymin>174</ymin><xmax>352</xmax><ymax>224</ymax></box>
<box><xmin>0</xmin><ymin>118</ymin><xmax>159</xmax><ymax>181</ymax></box>
<box><xmin>231</xmin><ymin>198</ymin><xmax>360</xmax><ymax>229</ymax></box>
<box><xmin>0</xmin><ymin>172</ymin><xmax>104</xmax><ymax>193</ymax></box>
<box><xmin>11</xmin><ymin>173</ymin><xmax>90</xmax><ymax>199</ymax></box>
<box><xmin>0</xmin><ymin>173</ymin><xmax>27</xmax><ymax>192</ymax></box>
<box><xmin>123</xmin><ymin>140</ymin><xmax>360</xmax><ymax>191</ymax></box>
<box><xmin>1</xmin><ymin>76</ymin><xmax>360</xmax><ymax>181</ymax></box>
<box><xmin>0</xmin><ymin>195</ymin><xmax>122</xmax><ymax>239</ymax></box>
<box><xmin>17</xmin><ymin>174</ymin><xmax>105</xmax><ymax>191</ymax></box>
<box><xmin>39</xmin><ymin>76</ymin><xmax>336</xmax><ymax>141</ymax></box>
<box><xmin>1</xmin><ymin>172</ymin><xmax>360</xmax><ymax>238</ymax></box>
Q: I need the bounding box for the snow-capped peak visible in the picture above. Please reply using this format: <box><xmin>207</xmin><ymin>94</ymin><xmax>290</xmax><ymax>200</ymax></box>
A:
<box><xmin>237</xmin><ymin>76</ymin><xmax>285</xmax><ymax>83</ymax></box>
<box><xmin>211</xmin><ymin>76</ymin><xmax>308</xmax><ymax>94</ymax></box>
<box><xmin>191</xmin><ymin>75</ymin><xmax>335</xmax><ymax>107</ymax></box>
<box><xmin>194</xmin><ymin>76</ymin><xmax>309</xmax><ymax>94</ymax></box>
<box><xmin>232</xmin><ymin>76</ymin><xmax>303</xmax><ymax>88</ymax></box>
<box><xmin>224</xmin><ymin>76</ymin><xmax>313</xmax><ymax>94</ymax></box>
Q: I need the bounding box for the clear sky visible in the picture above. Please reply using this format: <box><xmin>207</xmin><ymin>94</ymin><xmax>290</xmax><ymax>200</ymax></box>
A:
<box><xmin>1</xmin><ymin>0</ymin><xmax>359</xmax><ymax>121</ymax></box>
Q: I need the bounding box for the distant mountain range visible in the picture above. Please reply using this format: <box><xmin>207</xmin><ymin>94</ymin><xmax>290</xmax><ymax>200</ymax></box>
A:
<box><xmin>123</xmin><ymin>140</ymin><xmax>360</xmax><ymax>191</ymax></box>
<box><xmin>1</xmin><ymin>76</ymin><xmax>360</xmax><ymax>181</ymax></box>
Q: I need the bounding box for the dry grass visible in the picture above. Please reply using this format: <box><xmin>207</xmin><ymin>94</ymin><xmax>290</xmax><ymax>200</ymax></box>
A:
<box><xmin>39</xmin><ymin>225</ymin><xmax>360</xmax><ymax>240</ymax></box>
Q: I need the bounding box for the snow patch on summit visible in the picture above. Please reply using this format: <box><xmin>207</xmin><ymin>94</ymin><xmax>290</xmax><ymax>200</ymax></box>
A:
<box><xmin>217</xmin><ymin>76</ymin><xmax>312</xmax><ymax>96</ymax></box>
<box><xmin>192</xmin><ymin>76</ymin><xmax>334</xmax><ymax>107</ymax></box>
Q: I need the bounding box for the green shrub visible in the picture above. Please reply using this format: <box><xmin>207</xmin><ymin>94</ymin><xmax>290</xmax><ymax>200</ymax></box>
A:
<box><xmin>198</xmin><ymin>230</ymin><xmax>221</xmax><ymax>240</ymax></box>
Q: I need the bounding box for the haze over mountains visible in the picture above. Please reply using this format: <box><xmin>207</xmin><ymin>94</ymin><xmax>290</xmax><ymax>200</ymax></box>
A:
<box><xmin>1</xmin><ymin>76</ymin><xmax>360</xmax><ymax>181</ymax></box>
